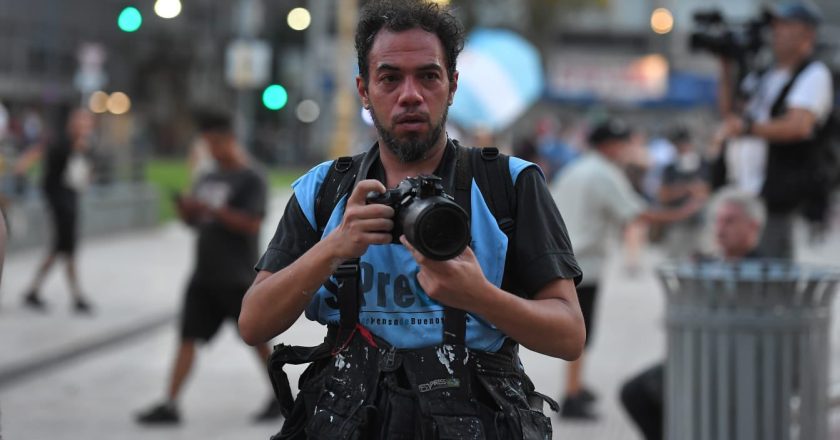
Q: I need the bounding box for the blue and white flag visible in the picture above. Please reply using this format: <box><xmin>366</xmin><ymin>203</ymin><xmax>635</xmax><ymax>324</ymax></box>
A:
<box><xmin>449</xmin><ymin>28</ymin><xmax>544</xmax><ymax>132</ymax></box>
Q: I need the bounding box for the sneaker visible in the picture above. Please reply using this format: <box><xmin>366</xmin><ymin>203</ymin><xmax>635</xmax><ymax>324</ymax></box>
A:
<box><xmin>23</xmin><ymin>292</ymin><xmax>47</xmax><ymax>311</ymax></box>
<box><xmin>579</xmin><ymin>387</ymin><xmax>599</xmax><ymax>404</ymax></box>
<box><xmin>136</xmin><ymin>402</ymin><xmax>180</xmax><ymax>425</ymax></box>
<box><xmin>560</xmin><ymin>394</ymin><xmax>598</xmax><ymax>421</ymax></box>
<box><xmin>73</xmin><ymin>299</ymin><xmax>93</xmax><ymax>314</ymax></box>
<box><xmin>253</xmin><ymin>398</ymin><xmax>282</xmax><ymax>422</ymax></box>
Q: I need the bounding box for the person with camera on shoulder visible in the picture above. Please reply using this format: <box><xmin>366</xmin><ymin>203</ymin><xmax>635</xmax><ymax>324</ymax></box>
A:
<box><xmin>238</xmin><ymin>1</ymin><xmax>585</xmax><ymax>438</ymax></box>
<box><xmin>713</xmin><ymin>1</ymin><xmax>833</xmax><ymax>259</ymax></box>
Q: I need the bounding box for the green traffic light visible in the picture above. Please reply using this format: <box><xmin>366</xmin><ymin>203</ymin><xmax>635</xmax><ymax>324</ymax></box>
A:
<box><xmin>118</xmin><ymin>7</ymin><xmax>143</xmax><ymax>32</ymax></box>
<box><xmin>262</xmin><ymin>84</ymin><xmax>288</xmax><ymax>110</ymax></box>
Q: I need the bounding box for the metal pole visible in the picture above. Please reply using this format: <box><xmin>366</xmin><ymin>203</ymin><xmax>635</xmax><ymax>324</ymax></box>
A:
<box><xmin>234</xmin><ymin>0</ymin><xmax>264</xmax><ymax>151</ymax></box>
<box><xmin>329</xmin><ymin>0</ymin><xmax>358</xmax><ymax>159</ymax></box>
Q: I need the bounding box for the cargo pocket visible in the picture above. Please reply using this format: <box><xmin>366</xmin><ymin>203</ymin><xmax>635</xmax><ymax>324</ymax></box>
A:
<box><xmin>515</xmin><ymin>408</ymin><xmax>552</xmax><ymax>440</ymax></box>
<box><xmin>306</xmin><ymin>371</ymin><xmax>368</xmax><ymax>439</ymax></box>
<box><xmin>377</xmin><ymin>373</ymin><xmax>420</xmax><ymax>440</ymax></box>
<box><xmin>306</xmin><ymin>343</ymin><xmax>380</xmax><ymax>440</ymax></box>
<box><xmin>475</xmin><ymin>374</ymin><xmax>551</xmax><ymax>440</ymax></box>
<box><xmin>432</xmin><ymin>414</ymin><xmax>485</xmax><ymax>439</ymax></box>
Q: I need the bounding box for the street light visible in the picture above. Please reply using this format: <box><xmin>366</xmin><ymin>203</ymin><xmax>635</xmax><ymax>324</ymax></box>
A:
<box><xmin>287</xmin><ymin>7</ymin><xmax>311</xmax><ymax>31</ymax></box>
<box><xmin>154</xmin><ymin>0</ymin><xmax>182</xmax><ymax>19</ymax></box>
<box><xmin>118</xmin><ymin>6</ymin><xmax>143</xmax><ymax>32</ymax></box>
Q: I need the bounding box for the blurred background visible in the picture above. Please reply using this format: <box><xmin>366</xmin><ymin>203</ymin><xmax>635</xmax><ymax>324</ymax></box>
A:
<box><xmin>0</xmin><ymin>0</ymin><xmax>839</xmax><ymax>439</ymax></box>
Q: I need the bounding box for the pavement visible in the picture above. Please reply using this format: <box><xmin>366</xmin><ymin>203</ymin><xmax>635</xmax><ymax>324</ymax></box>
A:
<box><xmin>0</xmin><ymin>190</ymin><xmax>838</xmax><ymax>440</ymax></box>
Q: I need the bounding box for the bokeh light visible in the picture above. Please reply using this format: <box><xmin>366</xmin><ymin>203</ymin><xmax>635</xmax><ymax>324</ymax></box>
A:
<box><xmin>107</xmin><ymin>92</ymin><xmax>132</xmax><ymax>115</ymax></box>
<box><xmin>154</xmin><ymin>0</ymin><xmax>182</xmax><ymax>19</ymax></box>
<box><xmin>651</xmin><ymin>8</ymin><xmax>674</xmax><ymax>34</ymax></box>
<box><xmin>296</xmin><ymin>100</ymin><xmax>320</xmax><ymax>123</ymax></box>
<box><xmin>287</xmin><ymin>8</ymin><xmax>311</xmax><ymax>31</ymax></box>
<box><xmin>88</xmin><ymin>91</ymin><xmax>109</xmax><ymax>114</ymax></box>
<box><xmin>117</xmin><ymin>7</ymin><xmax>143</xmax><ymax>32</ymax></box>
<box><xmin>262</xmin><ymin>85</ymin><xmax>288</xmax><ymax>110</ymax></box>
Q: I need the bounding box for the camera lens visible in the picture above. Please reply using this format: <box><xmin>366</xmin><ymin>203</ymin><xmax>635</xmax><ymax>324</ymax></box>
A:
<box><xmin>411</xmin><ymin>203</ymin><xmax>470</xmax><ymax>260</ymax></box>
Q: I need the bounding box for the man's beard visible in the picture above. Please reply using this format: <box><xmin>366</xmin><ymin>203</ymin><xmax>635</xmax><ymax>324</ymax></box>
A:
<box><xmin>369</xmin><ymin>106</ymin><xmax>447</xmax><ymax>163</ymax></box>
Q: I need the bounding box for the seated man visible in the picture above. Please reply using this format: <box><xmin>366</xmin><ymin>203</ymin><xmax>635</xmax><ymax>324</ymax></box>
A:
<box><xmin>618</xmin><ymin>187</ymin><xmax>765</xmax><ymax>440</ymax></box>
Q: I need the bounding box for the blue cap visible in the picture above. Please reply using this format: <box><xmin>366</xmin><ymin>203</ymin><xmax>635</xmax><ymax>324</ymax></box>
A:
<box><xmin>771</xmin><ymin>1</ymin><xmax>822</xmax><ymax>26</ymax></box>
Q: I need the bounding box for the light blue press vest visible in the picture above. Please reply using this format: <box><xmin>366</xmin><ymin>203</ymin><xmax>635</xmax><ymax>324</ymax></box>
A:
<box><xmin>292</xmin><ymin>157</ymin><xmax>536</xmax><ymax>351</ymax></box>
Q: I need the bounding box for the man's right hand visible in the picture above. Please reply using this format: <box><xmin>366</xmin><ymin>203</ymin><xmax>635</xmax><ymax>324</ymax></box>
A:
<box><xmin>325</xmin><ymin>179</ymin><xmax>395</xmax><ymax>260</ymax></box>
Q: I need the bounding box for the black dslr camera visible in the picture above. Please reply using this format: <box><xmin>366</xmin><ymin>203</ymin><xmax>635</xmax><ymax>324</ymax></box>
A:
<box><xmin>366</xmin><ymin>175</ymin><xmax>470</xmax><ymax>261</ymax></box>
<box><xmin>689</xmin><ymin>9</ymin><xmax>771</xmax><ymax>61</ymax></box>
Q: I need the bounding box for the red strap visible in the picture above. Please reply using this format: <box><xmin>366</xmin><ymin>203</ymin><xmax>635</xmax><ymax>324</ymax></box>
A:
<box><xmin>331</xmin><ymin>323</ymin><xmax>378</xmax><ymax>356</ymax></box>
<box><xmin>355</xmin><ymin>323</ymin><xmax>378</xmax><ymax>348</ymax></box>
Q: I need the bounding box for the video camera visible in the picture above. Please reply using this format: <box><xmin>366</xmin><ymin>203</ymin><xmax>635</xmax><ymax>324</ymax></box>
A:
<box><xmin>366</xmin><ymin>175</ymin><xmax>470</xmax><ymax>261</ymax></box>
<box><xmin>689</xmin><ymin>8</ymin><xmax>772</xmax><ymax>62</ymax></box>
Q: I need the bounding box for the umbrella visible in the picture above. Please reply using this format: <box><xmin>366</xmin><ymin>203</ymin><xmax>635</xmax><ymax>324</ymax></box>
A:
<box><xmin>449</xmin><ymin>28</ymin><xmax>544</xmax><ymax>132</ymax></box>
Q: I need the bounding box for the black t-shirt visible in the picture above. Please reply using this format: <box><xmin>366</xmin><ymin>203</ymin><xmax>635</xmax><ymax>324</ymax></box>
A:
<box><xmin>257</xmin><ymin>148</ymin><xmax>581</xmax><ymax>298</ymax></box>
<box><xmin>193</xmin><ymin>167</ymin><xmax>267</xmax><ymax>287</ymax></box>
<box><xmin>42</xmin><ymin>140</ymin><xmax>73</xmax><ymax>194</ymax></box>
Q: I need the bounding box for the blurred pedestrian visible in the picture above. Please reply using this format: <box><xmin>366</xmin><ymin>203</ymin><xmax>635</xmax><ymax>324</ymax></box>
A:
<box><xmin>713</xmin><ymin>1</ymin><xmax>833</xmax><ymax>259</ymax></box>
<box><xmin>619</xmin><ymin>188</ymin><xmax>765</xmax><ymax>440</ymax></box>
<box><xmin>16</xmin><ymin>106</ymin><xmax>95</xmax><ymax>313</ymax></box>
<box><xmin>658</xmin><ymin>126</ymin><xmax>711</xmax><ymax>259</ymax></box>
<box><xmin>135</xmin><ymin>110</ymin><xmax>279</xmax><ymax>425</ymax></box>
<box><xmin>550</xmin><ymin>117</ymin><xmax>701</xmax><ymax>420</ymax></box>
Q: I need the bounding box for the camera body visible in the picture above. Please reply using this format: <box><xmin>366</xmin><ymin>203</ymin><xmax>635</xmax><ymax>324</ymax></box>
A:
<box><xmin>689</xmin><ymin>9</ymin><xmax>771</xmax><ymax>61</ymax></box>
<box><xmin>366</xmin><ymin>175</ymin><xmax>470</xmax><ymax>261</ymax></box>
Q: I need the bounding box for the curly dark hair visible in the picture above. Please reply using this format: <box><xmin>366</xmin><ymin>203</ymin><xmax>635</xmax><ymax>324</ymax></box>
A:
<box><xmin>355</xmin><ymin>0</ymin><xmax>464</xmax><ymax>84</ymax></box>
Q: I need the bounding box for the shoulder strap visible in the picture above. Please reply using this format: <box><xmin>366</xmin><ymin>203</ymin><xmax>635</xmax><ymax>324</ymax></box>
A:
<box><xmin>314</xmin><ymin>153</ymin><xmax>365</xmax><ymax>233</ymax></box>
<box><xmin>770</xmin><ymin>58</ymin><xmax>815</xmax><ymax>118</ymax></box>
<box><xmin>462</xmin><ymin>144</ymin><xmax>516</xmax><ymax>236</ymax></box>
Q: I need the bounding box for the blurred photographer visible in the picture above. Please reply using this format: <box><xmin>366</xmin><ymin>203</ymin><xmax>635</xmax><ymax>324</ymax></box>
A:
<box><xmin>713</xmin><ymin>1</ymin><xmax>833</xmax><ymax>259</ymax></box>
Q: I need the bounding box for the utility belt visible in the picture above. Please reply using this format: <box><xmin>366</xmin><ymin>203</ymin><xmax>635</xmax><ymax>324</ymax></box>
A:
<box><xmin>267</xmin><ymin>260</ymin><xmax>557</xmax><ymax>440</ymax></box>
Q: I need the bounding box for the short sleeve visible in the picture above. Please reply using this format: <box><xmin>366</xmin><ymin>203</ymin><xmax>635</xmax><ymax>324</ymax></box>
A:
<box><xmin>786</xmin><ymin>62</ymin><xmax>833</xmax><ymax>122</ymax></box>
<box><xmin>254</xmin><ymin>194</ymin><xmax>320</xmax><ymax>273</ymax></box>
<box><xmin>596</xmin><ymin>167</ymin><xmax>647</xmax><ymax>224</ymax></box>
<box><xmin>507</xmin><ymin>166</ymin><xmax>582</xmax><ymax>295</ymax></box>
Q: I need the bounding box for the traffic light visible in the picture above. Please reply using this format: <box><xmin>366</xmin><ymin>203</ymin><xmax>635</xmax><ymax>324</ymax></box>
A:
<box><xmin>262</xmin><ymin>84</ymin><xmax>288</xmax><ymax>110</ymax></box>
<box><xmin>118</xmin><ymin>6</ymin><xmax>143</xmax><ymax>32</ymax></box>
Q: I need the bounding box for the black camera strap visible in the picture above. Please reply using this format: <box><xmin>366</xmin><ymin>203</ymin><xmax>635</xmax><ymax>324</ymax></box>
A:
<box><xmin>334</xmin><ymin>258</ymin><xmax>363</xmax><ymax>349</ymax></box>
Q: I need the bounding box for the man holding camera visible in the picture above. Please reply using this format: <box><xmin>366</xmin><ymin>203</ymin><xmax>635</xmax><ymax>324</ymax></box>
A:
<box><xmin>715</xmin><ymin>1</ymin><xmax>833</xmax><ymax>259</ymax></box>
<box><xmin>239</xmin><ymin>1</ymin><xmax>585</xmax><ymax>438</ymax></box>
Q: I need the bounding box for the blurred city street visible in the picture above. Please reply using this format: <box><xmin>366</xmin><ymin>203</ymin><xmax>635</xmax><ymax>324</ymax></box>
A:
<box><xmin>1</xmin><ymin>189</ymin><xmax>839</xmax><ymax>440</ymax></box>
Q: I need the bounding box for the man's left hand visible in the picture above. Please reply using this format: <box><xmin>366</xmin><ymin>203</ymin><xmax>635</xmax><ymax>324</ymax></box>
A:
<box><xmin>400</xmin><ymin>236</ymin><xmax>491</xmax><ymax>312</ymax></box>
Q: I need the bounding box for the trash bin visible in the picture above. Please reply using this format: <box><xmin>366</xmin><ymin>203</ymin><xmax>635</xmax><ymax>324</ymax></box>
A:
<box><xmin>657</xmin><ymin>260</ymin><xmax>840</xmax><ymax>440</ymax></box>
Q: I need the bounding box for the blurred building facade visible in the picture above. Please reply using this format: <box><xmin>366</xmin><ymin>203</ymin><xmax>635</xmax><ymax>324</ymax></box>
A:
<box><xmin>0</xmin><ymin>0</ymin><xmax>838</xmax><ymax>166</ymax></box>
